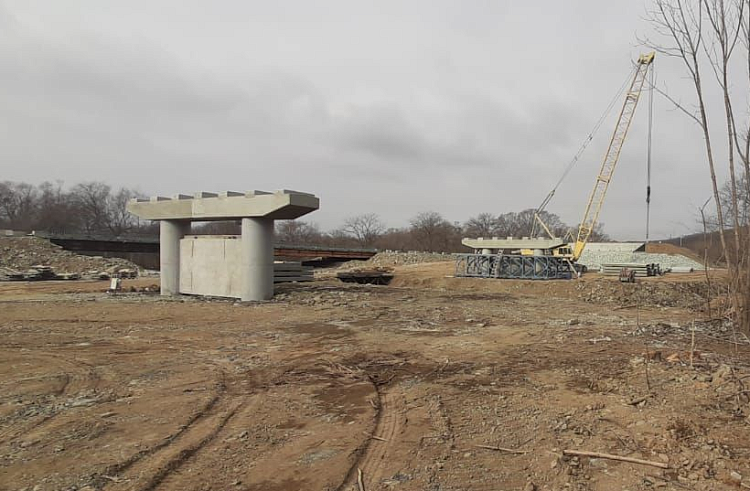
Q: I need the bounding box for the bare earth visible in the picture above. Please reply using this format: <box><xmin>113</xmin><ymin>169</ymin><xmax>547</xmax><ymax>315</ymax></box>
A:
<box><xmin>1</xmin><ymin>263</ymin><xmax>749</xmax><ymax>491</ymax></box>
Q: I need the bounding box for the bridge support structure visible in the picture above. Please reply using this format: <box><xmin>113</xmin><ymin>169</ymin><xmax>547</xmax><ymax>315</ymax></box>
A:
<box><xmin>127</xmin><ymin>190</ymin><xmax>319</xmax><ymax>301</ymax></box>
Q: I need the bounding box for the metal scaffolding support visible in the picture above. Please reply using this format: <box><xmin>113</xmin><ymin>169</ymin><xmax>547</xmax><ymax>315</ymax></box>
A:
<box><xmin>455</xmin><ymin>254</ymin><xmax>574</xmax><ymax>280</ymax></box>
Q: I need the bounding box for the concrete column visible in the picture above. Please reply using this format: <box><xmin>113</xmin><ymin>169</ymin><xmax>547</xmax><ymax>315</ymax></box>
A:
<box><xmin>241</xmin><ymin>217</ymin><xmax>274</xmax><ymax>301</ymax></box>
<box><xmin>160</xmin><ymin>220</ymin><xmax>191</xmax><ymax>296</ymax></box>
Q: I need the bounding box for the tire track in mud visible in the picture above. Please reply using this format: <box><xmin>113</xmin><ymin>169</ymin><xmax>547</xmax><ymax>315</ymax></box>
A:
<box><xmin>338</xmin><ymin>382</ymin><xmax>406</xmax><ymax>491</ymax></box>
<box><xmin>96</xmin><ymin>374</ymin><xmax>228</xmax><ymax>490</ymax></box>
<box><xmin>0</xmin><ymin>352</ymin><xmax>98</xmax><ymax>442</ymax></box>
<box><xmin>100</xmin><ymin>397</ymin><xmax>240</xmax><ymax>491</ymax></box>
<box><xmin>136</xmin><ymin>401</ymin><xmax>241</xmax><ymax>491</ymax></box>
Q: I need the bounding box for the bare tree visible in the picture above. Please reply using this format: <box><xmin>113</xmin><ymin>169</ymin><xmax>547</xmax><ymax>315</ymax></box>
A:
<box><xmin>71</xmin><ymin>182</ymin><xmax>111</xmax><ymax>234</ymax></box>
<box><xmin>0</xmin><ymin>180</ymin><xmax>149</xmax><ymax>237</ymax></box>
<box><xmin>275</xmin><ymin>220</ymin><xmax>321</xmax><ymax>244</ymax></box>
<box><xmin>69</xmin><ymin>182</ymin><xmax>144</xmax><ymax>236</ymax></box>
<box><xmin>463</xmin><ymin>213</ymin><xmax>498</xmax><ymax>238</ymax></box>
<box><xmin>0</xmin><ymin>181</ymin><xmax>38</xmax><ymax>230</ymax></box>
<box><xmin>643</xmin><ymin>1</ymin><xmax>729</xmax><ymax>256</ymax></box>
<box><xmin>106</xmin><ymin>187</ymin><xmax>144</xmax><ymax>236</ymax></box>
<box><xmin>643</xmin><ymin>0</ymin><xmax>750</xmax><ymax>329</ymax></box>
<box><xmin>409</xmin><ymin>211</ymin><xmax>458</xmax><ymax>252</ymax></box>
<box><xmin>36</xmin><ymin>181</ymin><xmax>77</xmax><ymax>233</ymax></box>
<box><xmin>342</xmin><ymin>213</ymin><xmax>384</xmax><ymax>247</ymax></box>
<box><xmin>703</xmin><ymin>0</ymin><xmax>747</xmax><ymax>257</ymax></box>
<box><xmin>714</xmin><ymin>174</ymin><xmax>750</xmax><ymax>226</ymax></box>
<box><xmin>493</xmin><ymin>209</ymin><xmax>571</xmax><ymax>238</ymax></box>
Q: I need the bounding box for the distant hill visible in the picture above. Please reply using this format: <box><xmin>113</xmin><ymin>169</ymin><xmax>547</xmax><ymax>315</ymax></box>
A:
<box><xmin>657</xmin><ymin>228</ymin><xmax>746</xmax><ymax>267</ymax></box>
<box><xmin>644</xmin><ymin>242</ymin><xmax>705</xmax><ymax>264</ymax></box>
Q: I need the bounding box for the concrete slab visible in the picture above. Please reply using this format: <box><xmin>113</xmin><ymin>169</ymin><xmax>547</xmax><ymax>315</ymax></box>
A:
<box><xmin>462</xmin><ymin>237</ymin><xmax>566</xmax><ymax>251</ymax></box>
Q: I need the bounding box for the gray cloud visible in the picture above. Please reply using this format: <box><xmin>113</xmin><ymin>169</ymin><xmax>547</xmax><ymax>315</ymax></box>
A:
<box><xmin>0</xmin><ymin>1</ymin><xmax>737</xmax><ymax>240</ymax></box>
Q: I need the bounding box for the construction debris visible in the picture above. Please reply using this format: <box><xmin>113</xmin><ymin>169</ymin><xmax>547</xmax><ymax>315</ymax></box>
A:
<box><xmin>601</xmin><ymin>263</ymin><xmax>661</xmax><ymax>277</ymax></box>
<box><xmin>562</xmin><ymin>450</ymin><xmax>669</xmax><ymax>469</ymax></box>
<box><xmin>337</xmin><ymin>269</ymin><xmax>394</xmax><ymax>285</ymax></box>
<box><xmin>364</xmin><ymin>250</ymin><xmax>453</xmax><ymax>267</ymax></box>
<box><xmin>0</xmin><ymin>258</ymin><xmax>747</xmax><ymax>491</ymax></box>
<box><xmin>0</xmin><ymin>236</ymin><xmax>142</xmax><ymax>281</ymax></box>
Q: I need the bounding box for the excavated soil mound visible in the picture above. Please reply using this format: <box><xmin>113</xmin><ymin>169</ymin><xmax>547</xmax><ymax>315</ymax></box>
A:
<box><xmin>389</xmin><ymin>262</ymin><xmax>722</xmax><ymax>311</ymax></box>
<box><xmin>645</xmin><ymin>242</ymin><xmax>704</xmax><ymax>264</ymax></box>
<box><xmin>316</xmin><ymin>251</ymin><xmax>453</xmax><ymax>279</ymax></box>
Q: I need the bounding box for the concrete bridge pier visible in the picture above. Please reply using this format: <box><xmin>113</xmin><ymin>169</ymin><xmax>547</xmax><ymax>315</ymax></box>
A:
<box><xmin>241</xmin><ymin>217</ymin><xmax>274</xmax><ymax>301</ymax></box>
<box><xmin>160</xmin><ymin>220</ymin><xmax>191</xmax><ymax>296</ymax></box>
<box><xmin>127</xmin><ymin>190</ymin><xmax>319</xmax><ymax>302</ymax></box>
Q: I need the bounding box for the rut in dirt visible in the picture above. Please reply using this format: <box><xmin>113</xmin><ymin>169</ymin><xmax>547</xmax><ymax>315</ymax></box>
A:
<box><xmin>337</xmin><ymin>377</ymin><xmax>406</xmax><ymax>491</ymax></box>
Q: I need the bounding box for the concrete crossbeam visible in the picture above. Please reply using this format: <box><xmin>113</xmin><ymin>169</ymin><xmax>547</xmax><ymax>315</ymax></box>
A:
<box><xmin>462</xmin><ymin>237</ymin><xmax>566</xmax><ymax>251</ymax></box>
<box><xmin>127</xmin><ymin>189</ymin><xmax>319</xmax><ymax>221</ymax></box>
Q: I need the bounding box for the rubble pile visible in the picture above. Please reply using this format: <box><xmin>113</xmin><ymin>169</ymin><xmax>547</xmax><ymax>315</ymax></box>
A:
<box><xmin>316</xmin><ymin>250</ymin><xmax>453</xmax><ymax>279</ymax></box>
<box><xmin>342</xmin><ymin>250</ymin><xmax>453</xmax><ymax>270</ymax></box>
<box><xmin>366</xmin><ymin>250</ymin><xmax>454</xmax><ymax>266</ymax></box>
<box><xmin>577</xmin><ymin>279</ymin><xmax>712</xmax><ymax>309</ymax></box>
<box><xmin>0</xmin><ymin>236</ymin><xmax>141</xmax><ymax>281</ymax></box>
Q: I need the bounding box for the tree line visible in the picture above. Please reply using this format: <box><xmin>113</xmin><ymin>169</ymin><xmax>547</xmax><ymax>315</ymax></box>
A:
<box><xmin>272</xmin><ymin>209</ymin><xmax>608</xmax><ymax>252</ymax></box>
<box><xmin>0</xmin><ymin>181</ymin><xmax>149</xmax><ymax>237</ymax></box>
<box><xmin>0</xmin><ymin>180</ymin><xmax>608</xmax><ymax>251</ymax></box>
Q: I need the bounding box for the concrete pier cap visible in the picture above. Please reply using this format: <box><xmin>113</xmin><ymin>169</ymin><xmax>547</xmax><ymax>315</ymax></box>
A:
<box><xmin>126</xmin><ymin>190</ymin><xmax>319</xmax><ymax>301</ymax></box>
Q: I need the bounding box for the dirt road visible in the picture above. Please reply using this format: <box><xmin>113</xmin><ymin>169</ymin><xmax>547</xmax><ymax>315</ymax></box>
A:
<box><xmin>0</xmin><ymin>265</ymin><xmax>748</xmax><ymax>490</ymax></box>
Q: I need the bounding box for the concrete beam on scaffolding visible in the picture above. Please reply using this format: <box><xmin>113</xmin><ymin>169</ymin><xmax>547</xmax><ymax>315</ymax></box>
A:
<box><xmin>461</xmin><ymin>237</ymin><xmax>566</xmax><ymax>252</ymax></box>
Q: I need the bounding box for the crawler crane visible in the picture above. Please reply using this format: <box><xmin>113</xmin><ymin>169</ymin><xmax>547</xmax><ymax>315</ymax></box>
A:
<box><xmin>457</xmin><ymin>52</ymin><xmax>655</xmax><ymax>279</ymax></box>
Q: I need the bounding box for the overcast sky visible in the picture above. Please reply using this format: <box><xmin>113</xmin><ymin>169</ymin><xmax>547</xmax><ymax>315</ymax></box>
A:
<box><xmin>1</xmin><ymin>1</ymin><xmax>743</xmax><ymax>239</ymax></box>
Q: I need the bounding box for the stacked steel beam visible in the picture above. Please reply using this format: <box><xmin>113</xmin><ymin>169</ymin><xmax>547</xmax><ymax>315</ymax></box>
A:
<box><xmin>600</xmin><ymin>263</ymin><xmax>660</xmax><ymax>277</ymax></box>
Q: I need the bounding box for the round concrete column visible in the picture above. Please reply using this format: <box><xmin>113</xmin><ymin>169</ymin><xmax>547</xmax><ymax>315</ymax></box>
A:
<box><xmin>160</xmin><ymin>220</ymin><xmax>191</xmax><ymax>296</ymax></box>
<box><xmin>241</xmin><ymin>217</ymin><xmax>274</xmax><ymax>301</ymax></box>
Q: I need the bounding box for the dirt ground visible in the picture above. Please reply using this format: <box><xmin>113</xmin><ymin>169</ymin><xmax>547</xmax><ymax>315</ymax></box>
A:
<box><xmin>1</xmin><ymin>263</ymin><xmax>749</xmax><ymax>491</ymax></box>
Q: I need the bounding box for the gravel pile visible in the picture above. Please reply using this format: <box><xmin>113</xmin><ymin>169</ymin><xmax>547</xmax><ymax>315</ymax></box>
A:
<box><xmin>576</xmin><ymin>279</ymin><xmax>711</xmax><ymax>309</ymax></box>
<box><xmin>578</xmin><ymin>250</ymin><xmax>705</xmax><ymax>271</ymax></box>
<box><xmin>316</xmin><ymin>250</ymin><xmax>454</xmax><ymax>279</ymax></box>
<box><xmin>0</xmin><ymin>236</ymin><xmax>142</xmax><ymax>280</ymax></box>
<box><xmin>366</xmin><ymin>250</ymin><xmax>454</xmax><ymax>267</ymax></box>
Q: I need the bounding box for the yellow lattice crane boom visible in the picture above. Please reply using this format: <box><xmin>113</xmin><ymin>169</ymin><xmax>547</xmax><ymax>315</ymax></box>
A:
<box><xmin>572</xmin><ymin>52</ymin><xmax>655</xmax><ymax>260</ymax></box>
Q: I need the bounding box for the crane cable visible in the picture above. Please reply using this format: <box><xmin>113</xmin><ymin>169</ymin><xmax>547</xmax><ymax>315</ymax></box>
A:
<box><xmin>531</xmin><ymin>65</ymin><xmax>638</xmax><ymax>236</ymax></box>
<box><xmin>645</xmin><ymin>64</ymin><xmax>655</xmax><ymax>244</ymax></box>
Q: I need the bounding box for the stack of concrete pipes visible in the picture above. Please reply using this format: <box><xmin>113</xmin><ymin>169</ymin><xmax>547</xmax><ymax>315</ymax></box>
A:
<box><xmin>600</xmin><ymin>263</ymin><xmax>661</xmax><ymax>277</ymax></box>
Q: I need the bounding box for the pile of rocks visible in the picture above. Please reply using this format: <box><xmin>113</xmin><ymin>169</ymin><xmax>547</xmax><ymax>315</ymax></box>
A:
<box><xmin>579</xmin><ymin>250</ymin><xmax>705</xmax><ymax>271</ymax></box>
<box><xmin>0</xmin><ymin>236</ymin><xmax>142</xmax><ymax>281</ymax></box>
<box><xmin>315</xmin><ymin>250</ymin><xmax>453</xmax><ymax>280</ymax></box>
<box><xmin>365</xmin><ymin>250</ymin><xmax>454</xmax><ymax>267</ymax></box>
<box><xmin>576</xmin><ymin>279</ymin><xmax>709</xmax><ymax>309</ymax></box>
